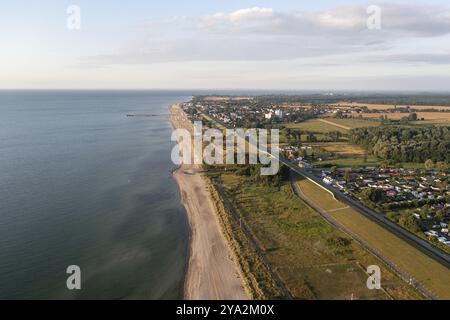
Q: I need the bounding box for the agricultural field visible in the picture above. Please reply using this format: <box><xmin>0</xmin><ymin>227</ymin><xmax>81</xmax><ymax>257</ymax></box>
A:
<box><xmin>215</xmin><ymin>171</ymin><xmax>423</xmax><ymax>299</ymax></box>
<box><xmin>314</xmin><ymin>155</ymin><xmax>382</xmax><ymax>168</ymax></box>
<box><xmin>308</xmin><ymin>142</ymin><xmax>366</xmax><ymax>156</ymax></box>
<box><xmin>411</xmin><ymin>119</ymin><xmax>450</xmax><ymax>125</ymax></box>
<box><xmin>285</xmin><ymin>117</ymin><xmax>380</xmax><ymax>133</ymax></box>
<box><xmin>285</xmin><ymin>119</ymin><xmax>349</xmax><ymax>133</ymax></box>
<box><xmin>359</xmin><ymin>112</ymin><xmax>450</xmax><ymax>122</ymax></box>
<box><xmin>295</xmin><ymin>176</ymin><xmax>450</xmax><ymax>299</ymax></box>
<box><xmin>320</xmin><ymin>118</ymin><xmax>381</xmax><ymax>129</ymax></box>
<box><xmin>333</xmin><ymin>102</ymin><xmax>450</xmax><ymax>111</ymax></box>
<box><xmin>302</xmin><ymin>141</ymin><xmax>381</xmax><ymax>168</ymax></box>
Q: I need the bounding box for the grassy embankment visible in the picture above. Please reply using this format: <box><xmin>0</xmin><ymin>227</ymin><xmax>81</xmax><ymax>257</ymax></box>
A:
<box><xmin>295</xmin><ymin>176</ymin><xmax>450</xmax><ymax>299</ymax></box>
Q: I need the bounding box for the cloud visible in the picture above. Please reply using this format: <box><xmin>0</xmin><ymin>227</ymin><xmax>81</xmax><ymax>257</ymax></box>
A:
<box><xmin>364</xmin><ymin>52</ymin><xmax>450</xmax><ymax>65</ymax></box>
<box><xmin>79</xmin><ymin>3</ymin><xmax>450</xmax><ymax>67</ymax></box>
<box><xmin>199</xmin><ymin>6</ymin><xmax>368</xmax><ymax>36</ymax></box>
<box><xmin>199</xmin><ymin>4</ymin><xmax>450</xmax><ymax>37</ymax></box>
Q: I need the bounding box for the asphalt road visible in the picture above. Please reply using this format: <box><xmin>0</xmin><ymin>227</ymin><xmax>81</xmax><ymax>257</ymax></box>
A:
<box><xmin>280</xmin><ymin>156</ymin><xmax>450</xmax><ymax>268</ymax></box>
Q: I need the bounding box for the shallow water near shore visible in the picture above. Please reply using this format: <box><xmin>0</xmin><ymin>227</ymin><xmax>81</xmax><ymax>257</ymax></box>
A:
<box><xmin>0</xmin><ymin>90</ymin><xmax>191</xmax><ymax>299</ymax></box>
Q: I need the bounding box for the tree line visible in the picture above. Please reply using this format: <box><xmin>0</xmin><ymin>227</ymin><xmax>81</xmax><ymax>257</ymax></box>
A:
<box><xmin>349</xmin><ymin>126</ymin><xmax>450</xmax><ymax>163</ymax></box>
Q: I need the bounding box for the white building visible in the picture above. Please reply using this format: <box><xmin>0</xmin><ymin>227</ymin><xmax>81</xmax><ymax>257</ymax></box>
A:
<box><xmin>275</xmin><ymin>109</ymin><xmax>283</xmax><ymax>118</ymax></box>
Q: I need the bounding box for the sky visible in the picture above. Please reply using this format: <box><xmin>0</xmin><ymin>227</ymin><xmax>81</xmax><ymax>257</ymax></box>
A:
<box><xmin>1</xmin><ymin>0</ymin><xmax>450</xmax><ymax>91</ymax></box>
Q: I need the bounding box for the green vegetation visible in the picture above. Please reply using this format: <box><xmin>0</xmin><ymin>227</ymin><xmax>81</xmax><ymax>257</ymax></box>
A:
<box><xmin>350</xmin><ymin>126</ymin><xmax>450</xmax><ymax>163</ymax></box>
<box><xmin>361</xmin><ymin>188</ymin><xmax>384</xmax><ymax>203</ymax></box>
<box><xmin>324</xmin><ymin>117</ymin><xmax>381</xmax><ymax>129</ymax></box>
<box><xmin>295</xmin><ymin>177</ymin><xmax>450</xmax><ymax>299</ymax></box>
<box><xmin>204</xmin><ymin>176</ymin><xmax>285</xmax><ymax>299</ymax></box>
<box><xmin>285</xmin><ymin>119</ymin><xmax>348</xmax><ymax>133</ymax></box>
<box><xmin>204</xmin><ymin>165</ymin><xmax>424</xmax><ymax>299</ymax></box>
<box><xmin>315</xmin><ymin>154</ymin><xmax>382</xmax><ymax>168</ymax></box>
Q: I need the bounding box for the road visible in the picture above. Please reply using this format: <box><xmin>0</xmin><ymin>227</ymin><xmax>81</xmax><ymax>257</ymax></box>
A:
<box><xmin>282</xmin><ymin>158</ymin><xmax>450</xmax><ymax>268</ymax></box>
<box><xmin>201</xmin><ymin>111</ymin><xmax>450</xmax><ymax>269</ymax></box>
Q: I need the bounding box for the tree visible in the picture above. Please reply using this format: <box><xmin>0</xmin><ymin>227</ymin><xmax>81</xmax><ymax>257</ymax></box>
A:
<box><xmin>407</xmin><ymin>113</ymin><xmax>418</xmax><ymax>121</ymax></box>
<box><xmin>424</xmin><ymin>159</ymin><xmax>434</xmax><ymax>170</ymax></box>
<box><xmin>334</xmin><ymin>110</ymin><xmax>343</xmax><ymax>119</ymax></box>
<box><xmin>435</xmin><ymin>161</ymin><xmax>447</xmax><ymax>172</ymax></box>
<box><xmin>399</xmin><ymin>214</ymin><xmax>421</xmax><ymax>233</ymax></box>
<box><xmin>361</xmin><ymin>188</ymin><xmax>384</xmax><ymax>202</ymax></box>
<box><xmin>420</xmin><ymin>205</ymin><xmax>430</xmax><ymax>219</ymax></box>
<box><xmin>300</xmin><ymin>149</ymin><xmax>307</xmax><ymax>158</ymax></box>
<box><xmin>330</xmin><ymin>166</ymin><xmax>338</xmax><ymax>177</ymax></box>
<box><xmin>344</xmin><ymin>169</ymin><xmax>351</xmax><ymax>182</ymax></box>
<box><xmin>435</xmin><ymin>209</ymin><xmax>446</xmax><ymax>222</ymax></box>
<box><xmin>349</xmin><ymin>126</ymin><xmax>450</xmax><ymax>164</ymax></box>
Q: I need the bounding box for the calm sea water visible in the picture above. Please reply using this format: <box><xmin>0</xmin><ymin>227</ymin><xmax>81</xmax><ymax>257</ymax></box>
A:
<box><xmin>0</xmin><ymin>90</ymin><xmax>191</xmax><ymax>299</ymax></box>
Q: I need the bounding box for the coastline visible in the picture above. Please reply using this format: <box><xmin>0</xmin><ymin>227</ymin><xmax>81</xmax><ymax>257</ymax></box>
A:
<box><xmin>169</xmin><ymin>104</ymin><xmax>248</xmax><ymax>300</ymax></box>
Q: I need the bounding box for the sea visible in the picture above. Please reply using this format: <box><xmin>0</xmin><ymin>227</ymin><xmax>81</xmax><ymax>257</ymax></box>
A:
<box><xmin>0</xmin><ymin>90</ymin><xmax>193</xmax><ymax>299</ymax></box>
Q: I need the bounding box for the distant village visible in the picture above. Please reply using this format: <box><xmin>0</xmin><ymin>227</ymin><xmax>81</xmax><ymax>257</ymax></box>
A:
<box><xmin>181</xmin><ymin>100</ymin><xmax>334</xmax><ymax>127</ymax></box>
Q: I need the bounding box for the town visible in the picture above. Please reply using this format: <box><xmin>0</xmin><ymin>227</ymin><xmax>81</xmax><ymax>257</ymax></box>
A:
<box><xmin>316</xmin><ymin>167</ymin><xmax>450</xmax><ymax>249</ymax></box>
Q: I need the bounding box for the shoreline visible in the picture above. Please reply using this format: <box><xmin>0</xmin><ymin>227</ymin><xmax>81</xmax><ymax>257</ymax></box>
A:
<box><xmin>169</xmin><ymin>104</ymin><xmax>248</xmax><ymax>300</ymax></box>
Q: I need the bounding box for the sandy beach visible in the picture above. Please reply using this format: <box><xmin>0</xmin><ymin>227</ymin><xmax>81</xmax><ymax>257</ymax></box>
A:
<box><xmin>170</xmin><ymin>105</ymin><xmax>248</xmax><ymax>300</ymax></box>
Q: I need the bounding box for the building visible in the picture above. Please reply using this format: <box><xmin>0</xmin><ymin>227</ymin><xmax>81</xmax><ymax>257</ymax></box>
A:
<box><xmin>275</xmin><ymin>109</ymin><xmax>283</xmax><ymax>118</ymax></box>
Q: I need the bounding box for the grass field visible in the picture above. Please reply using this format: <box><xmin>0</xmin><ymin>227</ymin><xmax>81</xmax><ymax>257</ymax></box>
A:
<box><xmin>295</xmin><ymin>177</ymin><xmax>450</xmax><ymax>299</ymax></box>
<box><xmin>215</xmin><ymin>172</ymin><xmax>423</xmax><ymax>299</ymax></box>
<box><xmin>412</xmin><ymin>119</ymin><xmax>450</xmax><ymax>125</ymax></box>
<box><xmin>321</xmin><ymin>118</ymin><xmax>381</xmax><ymax>129</ymax></box>
<box><xmin>315</xmin><ymin>156</ymin><xmax>382</xmax><ymax>168</ymax></box>
<box><xmin>304</xmin><ymin>141</ymin><xmax>382</xmax><ymax>168</ymax></box>
<box><xmin>285</xmin><ymin>119</ymin><xmax>349</xmax><ymax>133</ymax></box>
<box><xmin>286</xmin><ymin>117</ymin><xmax>381</xmax><ymax>133</ymax></box>
<box><xmin>308</xmin><ymin>142</ymin><xmax>366</xmax><ymax>156</ymax></box>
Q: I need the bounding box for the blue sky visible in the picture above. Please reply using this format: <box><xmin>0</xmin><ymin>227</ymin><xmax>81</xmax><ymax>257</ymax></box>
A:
<box><xmin>1</xmin><ymin>0</ymin><xmax>450</xmax><ymax>90</ymax></box>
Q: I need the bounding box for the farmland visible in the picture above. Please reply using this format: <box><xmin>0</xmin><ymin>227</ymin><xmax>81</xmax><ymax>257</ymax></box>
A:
<box><xmin>358</xmin><ymin>112</ymin><xmax>450</xmax><ymax>122</ymax></box>
<box><xmin>320</xmin><ymin>118</ymin><xmax>381</xmax><ymax>129</ymax></box>
<box><xmin>285</xmin><ymin>119</ymin><xmax>349</xmax><ymax>133</ymax></box>
<box><xmin>333</xmin><ymin>102</ymin><xmax>450</xmax><ymax>111</ymax></box>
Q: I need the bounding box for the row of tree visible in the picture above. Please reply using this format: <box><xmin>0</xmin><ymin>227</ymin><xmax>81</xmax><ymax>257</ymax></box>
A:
<box><xmin>349</xmin><ymin>126</ymin><xmax>450</xmax><ymax>163</ymax></box>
